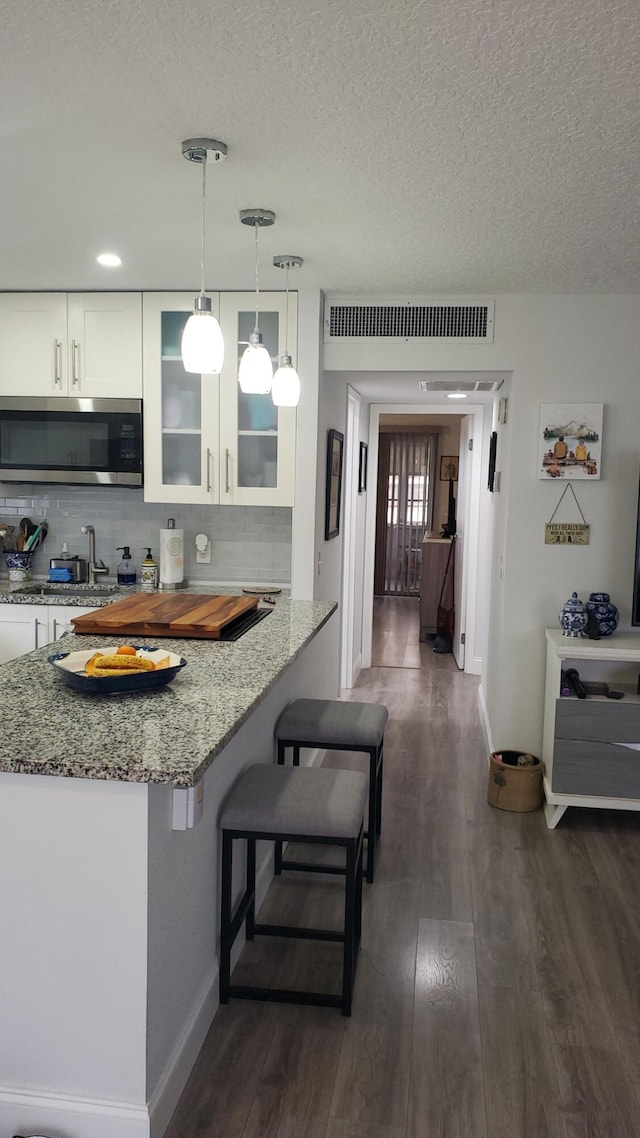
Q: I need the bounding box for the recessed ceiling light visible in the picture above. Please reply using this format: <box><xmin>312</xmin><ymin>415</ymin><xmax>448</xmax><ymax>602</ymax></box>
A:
<box><xmin>96</xmin><ymin>253</ymin><xmax>122</xmax><ymax>267</ymax></box>
<box><xmin>447</xmin><ymin>392</ymin><xmax>468</xmax><ymax>399</ymax></box>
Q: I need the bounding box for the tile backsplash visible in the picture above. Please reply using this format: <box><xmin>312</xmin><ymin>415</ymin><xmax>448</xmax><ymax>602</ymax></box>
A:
<box><xmin>0</xmin><ymin>485</ymin><xmax>292</xmax><ymax>585</ymax></box>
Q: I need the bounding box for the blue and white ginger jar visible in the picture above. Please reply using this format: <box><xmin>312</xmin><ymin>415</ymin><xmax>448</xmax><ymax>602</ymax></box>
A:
<box><xmin>586</xmin><ymin>592</ymin><xmax>618</xmax><ymax>637</ymax></box>
<box><xmin>560</xmin><ymin>592</ymin><xmax>587</xmax><ymax>637</ymax></box>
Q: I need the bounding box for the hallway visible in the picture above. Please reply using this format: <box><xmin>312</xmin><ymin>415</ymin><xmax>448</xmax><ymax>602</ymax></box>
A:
<box><xmin>165</xmin><ymin>598</ymin><xmax>640</xmax><ymax>1138</ymax></box>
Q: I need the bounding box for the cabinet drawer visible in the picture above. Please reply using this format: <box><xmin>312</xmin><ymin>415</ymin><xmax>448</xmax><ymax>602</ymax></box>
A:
<box><xmin>555</xmin><ymin>698</ymin><xmax>640</xmax><ymax>744</ymax></box>
<box><xmin>552</xmin><ymin>739</ymin><xmax>640</xmax><ymax>797</ymax></box>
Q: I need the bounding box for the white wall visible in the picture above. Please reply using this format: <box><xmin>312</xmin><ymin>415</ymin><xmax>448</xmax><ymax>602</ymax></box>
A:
<box><xmin>314</xmin><ymin>371</ymin><xmax>349</xmax><ymax>607</ymax></box>
<box><xmin>291</xmin><ymin>288</ymin><xmax>322</xmax><ymax>599</ymax></box>
<box><xmin>0</xmin><ymin>775</ymin><xmax>150</xmax><ymax>1138</ymax></box>
<box><xmin>322</xmin><ymin>294</ymin><xmax>640</xmax><ymax>757</ymax></box>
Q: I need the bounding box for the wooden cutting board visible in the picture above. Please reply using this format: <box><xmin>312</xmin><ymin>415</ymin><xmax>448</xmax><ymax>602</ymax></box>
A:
<box><xmin>70</xmin><ymin>592</ymin><xmax>259</xmax><ymax>639</ymax></box>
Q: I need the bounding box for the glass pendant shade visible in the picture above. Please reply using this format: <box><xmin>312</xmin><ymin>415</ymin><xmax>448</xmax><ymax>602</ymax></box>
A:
<box><xmin>180</xmin><ymin>137</ymin><xmax>228</xmax><ymax>376</ymax></box>
<box><xmin>181</xmin><ymin>299</ymin><xmax>224</xmax><ymax>375</ymax></box>
<box><xmin>238</xmin><ymin>332</ymin><xmax>273</xmax><ymax>394</ymax></box>
<box><xmin>272</xmin><ymin>355</ymin><xmax>301</xmax><ymax>406</ymax></box>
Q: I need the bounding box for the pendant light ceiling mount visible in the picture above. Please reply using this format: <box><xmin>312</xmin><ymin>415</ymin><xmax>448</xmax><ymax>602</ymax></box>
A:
<box><xmin>180</xmin><ymin>136</ymin><xmax>227</xmax><ymax>375</ymax></box>
<box><xmin>182</xmin><ymin>138</ymin><xmax>228</xmax><ymax>164</ymax></box>
<box><xmin>273</xmin><ymin>254</ymin><xmax>304</xmax><ymax>272</ymax></box>
<box><xmin>239</xmin><ymin>208</ymin><xmax>275</xmax><ymax>228</ymax></box>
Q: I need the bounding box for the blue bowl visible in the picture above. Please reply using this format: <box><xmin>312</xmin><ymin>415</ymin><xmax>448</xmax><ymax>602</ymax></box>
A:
<box><xmin>48</xmin><ymin>645</ymin><xmax>187</xmax><ymax>695</ymax></box>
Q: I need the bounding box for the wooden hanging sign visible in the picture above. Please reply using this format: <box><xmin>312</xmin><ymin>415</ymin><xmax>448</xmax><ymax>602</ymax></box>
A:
<box><xmin>544</xmin><ymin>522</ymin><xmax>590</xmax><ymax>545</ymax></box>
<box><xmin>545</xmin><ymin>484</ymin><xmax>590</xmax><ymax>545</ymax></box>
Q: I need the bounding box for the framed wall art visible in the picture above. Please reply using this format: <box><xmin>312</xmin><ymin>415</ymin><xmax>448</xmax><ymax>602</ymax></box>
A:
<box><xmin>325</xmin><ymin>428</ymin><xmax>344</xmax><ymax>539</ymax></box>
<box><xmin>358</xmin><ymin>442</ymin><xmax>368</xmax><ymax>493</ymax></box>
<box><xmin>439</xmin><ymin>455</ymin><xmax>459</xmax><ymax>481</ymax></box>
<box><xmin>539</xmin><ymin>403</ymin><xmax>603</xmax><ymax>480</ymax></box>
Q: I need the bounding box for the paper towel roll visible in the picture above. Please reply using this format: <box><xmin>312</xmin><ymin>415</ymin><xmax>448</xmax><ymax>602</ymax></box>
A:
<box><xmin>159</xmin><ymin>527</ymin><xmax>184</xmax><ymax>586</ymax></box>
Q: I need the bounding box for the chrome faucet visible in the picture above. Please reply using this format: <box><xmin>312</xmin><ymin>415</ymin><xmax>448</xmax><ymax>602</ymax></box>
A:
<box><xmin>81</xmin><ymin>525</ymin><xmax>109</xmax><ymax>586</ymax></box>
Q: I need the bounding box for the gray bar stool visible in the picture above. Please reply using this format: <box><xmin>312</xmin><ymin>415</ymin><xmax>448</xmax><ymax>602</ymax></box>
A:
<box><xmin>275</xmin><ymin>698</ymin><xmax>388</xmax><ymax>882</ymax></box>
<box><xmin>219</xmin><ymin>762</ymin><xmax>368</xmax><ymax>1016</ymax></box>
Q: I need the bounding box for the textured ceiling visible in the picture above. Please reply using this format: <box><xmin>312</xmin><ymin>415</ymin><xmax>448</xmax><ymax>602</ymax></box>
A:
<box><xmin>2</xmin><ymin>0</ymin><xmax>640</xmax><ymax>294</ymax></box>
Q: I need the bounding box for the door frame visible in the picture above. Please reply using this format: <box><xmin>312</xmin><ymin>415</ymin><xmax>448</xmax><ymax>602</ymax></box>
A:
<box><xmin>362</xmin><ymin>402</ymin><xmax>486</xmax><ymax>674</ymax></box>
<box><xmin>340</xmin><ymin>386</ymin><xmax>361</xmax><ymax>687</ymax></box>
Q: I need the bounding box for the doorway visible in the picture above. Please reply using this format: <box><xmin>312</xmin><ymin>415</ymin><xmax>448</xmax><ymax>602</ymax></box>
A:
<box><xmin>373</xmin><ymin>431</ymin><xmax>437</xmax><ymax>597</ymax></box>
<box><xmin>362</xmin><ymin>402</ymin><xmax>488</xmax><ymax>678</ymax></box>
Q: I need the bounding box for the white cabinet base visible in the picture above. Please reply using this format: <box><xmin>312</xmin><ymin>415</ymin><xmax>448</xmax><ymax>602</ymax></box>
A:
<box><xmin>542</xmin><ymin>627</ymin><xmax>640</xmax><ymax>828</ymax></box>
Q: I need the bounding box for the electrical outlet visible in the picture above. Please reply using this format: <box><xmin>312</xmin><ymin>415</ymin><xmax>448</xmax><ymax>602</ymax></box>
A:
<box><xmin>195</xmin><ymin>533</ymin><xmax>211</xmax><ymax>564</ymax></box>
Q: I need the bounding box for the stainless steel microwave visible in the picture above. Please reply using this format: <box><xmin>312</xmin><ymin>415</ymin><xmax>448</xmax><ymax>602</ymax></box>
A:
<box><xmin>0</xmin><ymin>397</ymin><xmax>143</xmax><ymax>486</ymax></box>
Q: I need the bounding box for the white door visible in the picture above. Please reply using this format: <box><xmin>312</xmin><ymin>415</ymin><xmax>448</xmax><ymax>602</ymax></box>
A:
<box><xmin>452</xmin><ymin>415</ymin><xmax>472</xmax><ymax>668</ymax></box>
<box><xmin>67</xmin><ymin>294</ymin><xmax>142</xmax><ymax>398</ymax></box>
<box><xmin>0</xmin><ymin>294</ymin><xmax>68</xmax><ymax>395</ymax></box>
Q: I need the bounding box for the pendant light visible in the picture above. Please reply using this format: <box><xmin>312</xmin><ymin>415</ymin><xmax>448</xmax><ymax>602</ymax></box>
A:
<box><xmin>272</xmin><ymin>254</ymin><xmax>303</xmax><ymax>407</ymax></box>
<box><xmin>238</xmin><ymin>208</ymin><xmax>275</xmax><ymax>394</ymax></box>
<box><xmin>181</xmin><ymin>137</ymin><xmax>227</xmax><ymax>375</ymax></box>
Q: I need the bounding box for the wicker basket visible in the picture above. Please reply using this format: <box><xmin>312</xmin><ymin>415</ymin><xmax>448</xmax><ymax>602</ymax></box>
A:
<box><xmin>487</xmin><ymin>750</ymin><xmax>543</xmax><ymax>812</ymax></box>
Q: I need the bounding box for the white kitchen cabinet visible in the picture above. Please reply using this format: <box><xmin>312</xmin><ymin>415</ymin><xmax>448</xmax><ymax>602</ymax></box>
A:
<box><xmin>0</xmin><ymin>293</ymin><xmax>142</xmax><ymax>398</ymax></box>
<box><xmin>0</xmin><ymin>604</ymin><xmax>94</xmax><ymax>664</ymax></box>
<box><xmin>142</xmin><ymin>293</ymin><xmax>220</xmax><ymax>505</ymax></box>
<box><xmin>218</xmin><ymin>292</ymin><xmax>297</xmax><ymax>507</ymax></box>
<box><xmin>142</xmin><ymin>292</ymin><xmax>297</xmax><ymax>506</ymax></box>
<box><xmin>0</xmin><ymin>604</ymin><xmax>45</xmax><ymax>664</ymax></box>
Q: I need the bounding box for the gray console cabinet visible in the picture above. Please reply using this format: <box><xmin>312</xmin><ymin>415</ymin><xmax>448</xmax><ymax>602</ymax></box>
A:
<box><xmin>542</xmin><ymin>629</ymin><xmax>640</xmax><ymax>828</ymax></box>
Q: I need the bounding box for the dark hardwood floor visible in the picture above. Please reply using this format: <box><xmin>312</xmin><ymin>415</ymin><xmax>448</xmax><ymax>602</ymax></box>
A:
<box><xmin>165</xmin><ymin>596</ymin><xmax>640</xmax><ymax>1138</ymax></box>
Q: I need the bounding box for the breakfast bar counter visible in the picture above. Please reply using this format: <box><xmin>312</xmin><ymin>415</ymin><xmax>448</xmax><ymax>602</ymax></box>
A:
<box><xmin>0</xmin><ymin>597</ymin><xmax>335</xmax><ymax>784</ymax></box>
<box><xmin>0</xmin><ymin>596</ymin><xmax>339</xmax><ymax>1138</ymax></box>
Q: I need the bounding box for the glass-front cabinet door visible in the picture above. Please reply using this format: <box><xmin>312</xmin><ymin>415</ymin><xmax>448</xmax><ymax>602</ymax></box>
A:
<box><xmin>143</xmin><ymin>293</ymin><xmax>219</xmax><ymax>504</ymax></box>
<box><xmin>218</xmin><ymin>292</ymin><xmax>297</xmax><ymax>507</ymax></box>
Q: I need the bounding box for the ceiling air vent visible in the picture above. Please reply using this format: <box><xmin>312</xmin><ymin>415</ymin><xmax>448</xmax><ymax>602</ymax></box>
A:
<box><xmin>324</xmin><ymin>299</ymin><xmax>494</xmax><ymax>343</ymax></box>
<box><xmin>418</xmin><ymin>378</ymin><xmax>504</xmax><ymax>393</ymax></box>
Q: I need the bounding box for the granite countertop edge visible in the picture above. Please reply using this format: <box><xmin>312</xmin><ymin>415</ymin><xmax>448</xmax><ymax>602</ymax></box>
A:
<box><xmin>0</xmin><ymin>581</ymin><xmax>291</xmax><ymax>607</ymax></box>
<box><xmin>0</xmin><ymin>598</ymin><xmax>336</xmax><ymax>787</ymax></box>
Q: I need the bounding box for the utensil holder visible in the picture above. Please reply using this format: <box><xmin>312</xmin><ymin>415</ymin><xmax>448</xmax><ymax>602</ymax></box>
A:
<box><xmin>4</xmin><ymin>550</ymin><xmax>34</xmax><ymax>582</ymax></box>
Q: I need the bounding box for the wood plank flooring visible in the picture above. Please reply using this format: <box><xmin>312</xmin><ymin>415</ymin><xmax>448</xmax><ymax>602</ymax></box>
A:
<box><xmin>164</xmin><ymin>597</ymin><xmax>640</xmax><ymax>1138</ymax></box>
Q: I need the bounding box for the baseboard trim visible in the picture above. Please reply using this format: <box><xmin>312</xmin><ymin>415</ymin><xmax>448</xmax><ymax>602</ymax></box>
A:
<box><xmin>0</xmin><ymin>1084</ymin><xmax>149</xmax><ymax>1138</ymax></box>
<box><xmin>477</xmin><ymin>683</ymin><xmax>494</xmax><ymax>758</ymax></box>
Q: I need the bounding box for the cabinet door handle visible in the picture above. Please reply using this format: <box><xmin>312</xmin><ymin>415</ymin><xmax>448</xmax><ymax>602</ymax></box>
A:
<box><xmin>71</xmin><ymin>340</ymin><xmax>80</xmax><ymax>385</ymax></box>
<box><xmin>225</xmin><ymin>449</ymin><xmax>231</xmax><ymax>494</ymax></box>
<box><xmin>54</xmin><ymin>339</ymin><xmax>63</xmax><ymax>386</ymax></box>
<box><xmin>51</xmin><ymin>618</ymin><xmax>58</xmax><ymax>641</ymax></box>
<box><xmin>34</xmin><ymin>618</ymin><xmax>39</xmax><ymax>649</ymax></box>
<box><xmin>206</xmin><ymin>448</ymin><xmax>213</xmax><ymax>493</ymax></box>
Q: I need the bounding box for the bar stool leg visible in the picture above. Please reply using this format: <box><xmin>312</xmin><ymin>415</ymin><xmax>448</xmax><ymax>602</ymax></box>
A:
<box><xmin>376</xmin><ymin>746</ymin><xmax>384</xmax><ymax>839</ymax></box>
<box><xmin>342</xmin><ymin>837</ymin><xmax>357</xmax><ymax>1016</ymax></box>
<box><xmin>365</xmin><ymin>747</ymin><xmax>378</xmax><ymax>884</ymax></box>
<box><xmin>220</xmin><ymin>831</ymin><xmax>234</xmax><ymax>1004</ymax></box>
<box><xmin>246</xmin><ymin>837</ymin><xmax>256</xmax><ymax>940</ymax></box>
<box><xmin>274</xmin><ymin>741</ymin><xmax>288</xmax><ymax>873</ymax></box>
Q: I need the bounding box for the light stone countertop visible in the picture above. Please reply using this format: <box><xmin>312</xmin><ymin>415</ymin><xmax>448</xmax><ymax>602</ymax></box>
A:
<box><xmin>0</xmin><ymin>597</ymin><xmax>336</xmax><ymax>786</ymax></box>
<box><xmin>0</xmin><ymin>580</ymin><xmax>288</xmax><ymax>606</ymax></box>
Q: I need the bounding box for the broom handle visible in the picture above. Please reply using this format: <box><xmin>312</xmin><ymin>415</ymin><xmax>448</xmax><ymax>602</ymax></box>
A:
<box><xmin>437</xmin><ymin>537</ymin><xmax>456</xmax><ymax>607</ymax></box>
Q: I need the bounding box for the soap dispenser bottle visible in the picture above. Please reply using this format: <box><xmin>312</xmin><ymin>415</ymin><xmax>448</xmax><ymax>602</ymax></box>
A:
<box><xmin>141</xmin><ymin>548</ymin><xmax>159</xmax><ymax>591</ymax></box>
<box><xmin>116</xmin><ymin>546</ymin><xmax>137</xmax><ymax>585</ymax></box>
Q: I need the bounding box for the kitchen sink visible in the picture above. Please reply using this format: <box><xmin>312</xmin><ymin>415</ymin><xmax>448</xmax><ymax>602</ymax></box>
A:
<box><xmin>12</xmin><ymin>583</ymin><xmax>124</xmax><ymax>599</ymax></box>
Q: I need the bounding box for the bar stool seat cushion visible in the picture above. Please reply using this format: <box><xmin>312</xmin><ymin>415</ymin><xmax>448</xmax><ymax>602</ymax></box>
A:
<box><xmin>221</xmin><ymin>763</ymin><xmax>368</xmax><ymax>839</ymax></box>
<box><xmin>276</xmin><ymin>699</ymin><xmax>388</xmax><ymax>750</ymax></box>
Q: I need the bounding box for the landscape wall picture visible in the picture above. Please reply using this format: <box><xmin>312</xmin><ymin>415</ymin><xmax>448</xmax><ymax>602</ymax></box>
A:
<box><xmin>538</xmin><ymin>403</ymin><xmax>603</xmax><ymax>480</ymax></box>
